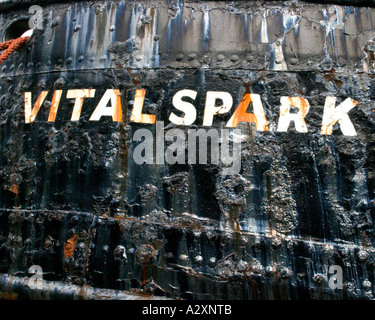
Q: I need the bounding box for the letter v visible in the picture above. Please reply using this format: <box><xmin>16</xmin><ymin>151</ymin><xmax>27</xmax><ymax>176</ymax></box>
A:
<box><xmin>24</xmin><ymin>91</ymin><xmax>48</xmax><ymax>123</ymax></box>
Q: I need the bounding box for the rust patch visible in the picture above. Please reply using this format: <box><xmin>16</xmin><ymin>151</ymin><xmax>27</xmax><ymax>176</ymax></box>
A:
<box><xmin>64</xmin><ymin>234</ymin><xmax>78</xmax><ymax>258</ymax></box>
<box><xmin>114</xmin><ymin>214</ymin><xmax>126</xmax><ymax>220</ymax></box>
<box><xmin>0</xmin><ymin>292</ymin><xmax>18</xmax><ymax>300</ymax></box>
<box><xmin>8</xmin><ymin>184</ymin><xmax>18</xmax><ymax>194</ymax></box>
<box><xmin>128</xmin><ymin>288</ymin><xmax>153</xmax><ymax>297</ymax></box>
<box><xmin>323</xmin><ymin>73</ymin><xmax>343</xmax><ymax>89</ymax></box>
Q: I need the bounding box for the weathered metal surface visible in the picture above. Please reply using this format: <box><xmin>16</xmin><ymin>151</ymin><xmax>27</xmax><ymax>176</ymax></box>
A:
<box><xmin>0</xmin><ymin>0</ymin><xmax>374</xmax><ymax>300</ymax></box>
<box><xmin>0</xmin><ymin>273</ymin><xmax>170</xmax><ymax>299</ymax></box>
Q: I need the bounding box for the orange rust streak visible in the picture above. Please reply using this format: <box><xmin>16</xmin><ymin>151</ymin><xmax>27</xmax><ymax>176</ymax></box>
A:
<box><xmin>130</xmin><ymin>89</ymin><xmax>156</xmax><ymax>124</ymax></box>
<box><xmin>48</xmin><ymin>90</ymin><xmax>63</xmax><ymax>122</ymax></box>
<box><xmin>141</xmin><ymin>265</ymin><xmax>146</xmax><ymax>286</ymax></box>
<box><xmin>113</xmin><ymin>89</ymin><xmax>123</xmax><ymax>122</ymax></box>
<box><xmin>226</xmin><ymin>94</ymin><xmax>256</xmax><ymax>128</ymax></box>
<box><xmin>288</xmin><ymin>97</ymin><xmax>309</xmax><ymax>117</ymax></box>
<box><xmin>64</xmin><ymin>234</ymin><xmax>78</xmax><ymax>258</ymax></box>
<box><xmin>322</xmin><ymin>119</ymin><xmax>337</xmax><ymax>135</ymax></box>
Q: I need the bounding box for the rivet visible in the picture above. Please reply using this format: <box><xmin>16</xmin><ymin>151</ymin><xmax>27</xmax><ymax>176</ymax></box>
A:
<box><xmin>271</xmin><ymin>238</ymin><xmax>281</xmax><ymax>249</ymax></box>
<box><xmin>230</xmin><ymin>55</ymin><xmax>239</xmax><ymax>62</ymax></box>
<box><xmin>289</xmin><ymin>58</ymin><xmax>299</xmax><ymax>65</ymax></box>
<box><xmin>280</xmin><ymin>267</ymin><xmax>292</xmax><ymax>279</ymax></box>
<box><xmin>362</xmin><ymin>280</ymin><xmax>372</xmax><ymax>291</ymax></box>
<box><xmin>265</xmin><ymin>266</ymin><xmax>276</xmax><ymax>276</ymax></box>
<box><xmin>357</xmin><ymin>250</ymin><xmax>369</xmax><ymax>263</ymax></box>
<box><xmin>217</xmin><ymin>54</ymin><xmax>225</xmax><ymax>61</ymax></box>
<box><xmin>179</xmin><ymin>254</ymin><xmax>189</xmax><ymax>261</ymax></box>
<box><xmin>320</xmin><ymin>57</ymin><xmax>333</xmax><ymax>71</ymax></box>
<box><xmin>194</xmin><ymin>255</ymin><xmax>203</xmax><ymax>264</ymax></box>
<box><xmin>202</xmin><ymin>54</ymin><xmax>211</xmax><ymax>64</ymax></box>
<box><xmin>246</xmin><ymin>55</ymin><xmax>254</xmax><ymax>62</ymax></box>
<box><xmin>208</xmin><ymin>257</ymin><xmax>216</xmax><ymax>267</ymax></box>
<box><xmin>188</xmin><ymin>53</ymin><xmax>196</xmax><ymax>61</ymax></box>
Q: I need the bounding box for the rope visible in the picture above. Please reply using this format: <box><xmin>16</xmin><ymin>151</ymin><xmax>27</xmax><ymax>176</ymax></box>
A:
<box><xmin>0</xmin><ymin>36</ymin><xmax>29</xmax><ymax>65</ymax></box>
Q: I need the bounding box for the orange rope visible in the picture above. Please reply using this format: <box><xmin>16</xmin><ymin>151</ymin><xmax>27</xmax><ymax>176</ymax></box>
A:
<box><xmin>0</xmin><ymin>39</ymin><xmax>17</xmax><ymax>50</ymax></box>
<box><xmin>0</xmin><ymin>36</ymin><xmax>29</xmax><ymax>65</ymax></box>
